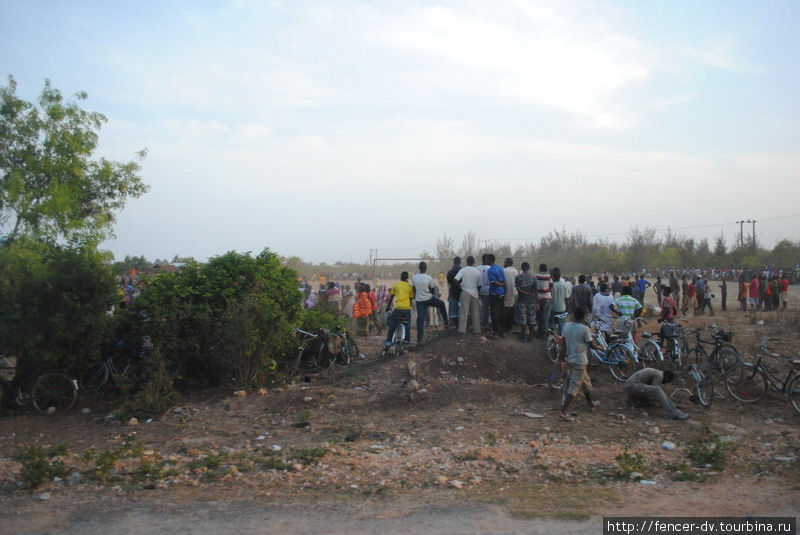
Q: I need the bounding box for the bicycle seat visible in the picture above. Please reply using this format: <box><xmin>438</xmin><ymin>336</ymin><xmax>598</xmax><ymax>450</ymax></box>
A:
<box><xmin>641</xmin><ymin>333</ymin><xmax>652</xmax><ymax>339</ymax></box>
<box><xmin>608</xmin><ymin>335</ymin><xmax>619</xmax><ymax>341</ymax></box>
<box><xmin>554</xmin><ymin>312</ymin><xmax>569</xmax><ymax>319</ymax></box>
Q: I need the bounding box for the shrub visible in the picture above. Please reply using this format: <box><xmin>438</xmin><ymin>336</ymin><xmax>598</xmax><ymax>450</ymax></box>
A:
<box><xmin>123</xmin><ymin>249</ymin><xmax>301</xmax><ymax>390</ymax></box>
<box><xmin>686</xmin><ymin>426</ymin><xmax>735</xmax><ymax>471</ymax></box>
<box><xmin>16</xmin><ymin>444</ymin><xmax>69</xmax><ymax>488</ymax></box>
<box><xmin>0</xmin><ymin>241</ymin><xmax>116</xmax><ymax>378</ymax></box>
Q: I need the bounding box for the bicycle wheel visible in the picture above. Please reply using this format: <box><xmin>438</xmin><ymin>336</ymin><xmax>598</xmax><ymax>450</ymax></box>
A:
<box><xmin>80</xmin><ymin>362</ymin><xmax>109</xmax><ymax>394</ymax></box>
<box><xmin>340</xmin><ymin>332</ymin><xmax>359</xmax><ymax>365</ymax></box>
<box><xmin>726</xmin><ymin>362</ymin><xmax>767</xmax><ymax>403</ymax></box>
<box><xmin>547</xmin><ymin>362</ymin><xmax>565</xmax><ymax>390</ymax></box>
<box><xmin>605</xmin><ymin>344</ymin><xmax>638</xmax><ymax>382</ymax></box>
<box><xmin>32</xmin><ymin>373</ymin><xmax>78</xmax><ymax>415</ymax></box>
<box><xmin>560</xmin><ymin>369</ymin><xmax>571</xmax><ymax>407</ymax></box>
<box><xmin>393</xmin><ymin>324</ymin><xmax>406</xmax><ymax>358</ymax></box>
<box><xmin>787</xmin><ymin>374</ymin><xmax>800</xmax><ymax>415</ymax></box>
<box><xmin>715</xmin><ymin>345</ymin><xmax>741</xmax><ymax>376</ymax></box>
<box><xmin>545</xmin><ymin>332</ymin><xmax>561</xmax><ymax>363</ymax></box>
<box><xmin>691</xmin><ymin>361</ymin><xmax>714</xmax><ymax>408</ymax></box>
<box><xmin>310</xmin><ymin>338</ymin><xmax>335</xmax><ymax>370</ymax></box>
<box><xmin>639</xmin><ymin>341</ymin><xmax>663</xmax><ymax>369</ymax></box>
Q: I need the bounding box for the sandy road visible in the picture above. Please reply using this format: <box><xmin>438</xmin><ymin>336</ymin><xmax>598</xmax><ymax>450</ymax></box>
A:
<box><xmin>3</xmin><ymin>497</ymin><xmax>596</xmax><ymax>535</ymax></box>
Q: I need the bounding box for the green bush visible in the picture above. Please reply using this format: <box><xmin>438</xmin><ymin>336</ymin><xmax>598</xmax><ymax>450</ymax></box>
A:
<box><xmin>686</xmin><ymin>426</ymin><xmax>735</xmax><ymax>471</ymax></box>
<box><xmin>0</xmin><ymin>240</ymin><xmax>115</xmax><ymax>378</ymax></box>
<box><xmin>16</xmin><ymin>444</ymin><xmax>69</xmax><ymax>489</ymax></box>
<box><xmin>298</xmin><ymin>307</ymin><xmax>347</xmax><ymax>333</ymax></box>
<box><xmin>125</xmin><ymin>249</ymin><xmax>301</xmax><ymax>389</ymax></box>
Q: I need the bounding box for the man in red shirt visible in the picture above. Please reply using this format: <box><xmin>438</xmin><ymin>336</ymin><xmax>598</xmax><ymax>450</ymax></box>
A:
<box><xmin>749</xmin><ymin>275</ymin><xmax>759</xmax><ymax>311</ymax></box>
<box><xmin>780</xmin><ymin>275</ymin><xmax>789</xmax><ymax>309</ymax></box>
<box><xmin>686</xmin><ymin>279</ymin><xmax>698</xmax><ymax>315</ymax></box>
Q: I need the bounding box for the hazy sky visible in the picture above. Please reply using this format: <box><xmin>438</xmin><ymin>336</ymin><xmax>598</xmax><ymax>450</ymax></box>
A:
<box><xmin>2</xmin><ymin>0</ymin><xmax>799</xmax><ymax>263</ymax></box>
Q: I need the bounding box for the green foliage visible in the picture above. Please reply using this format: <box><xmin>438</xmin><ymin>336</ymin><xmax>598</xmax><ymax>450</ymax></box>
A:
<box><xmin>298</xmin><ymin>307</ymin><xmax>347</xmax><ymax>333</ymax></box>
<box><xmin>289</xmin><ymin>446</ymin><xmax>328</xmax><ymax>465</ymax></box>
<box><xmin>663</xmin><ymin>462</ymin><xmax>709</xmax><ymax>482</ymax></box>
<box><xmin>123</xmin><ymin>249</ymin><xmax>301</xmax><ymax>390</ymax></box>
<box><xmin>116</xmin><ymin>350</ymin><xmax>180</xmax><ymax>419</ymax></box>
<box><xmin>654</xmin><ymin>247</ymin><xmax>681</xmax><ymax>269</ymax></box>
<box><xmin>292</xmin><ymin>409</ymin><xmax>311</xmax><ymax>428</ymax></box>
<box><xmin>598</xmin><ymin>443</ymin><xmax>649</xmax><ymax>480</ymax></box>
<box><xmin>686</xmin><ymin>426</ymin><xmax>735</xmax><ymax>471</ymax></box>
<box><xmin>0</xmin><ymin>240</ymin><xmax>115</xmax><ymax>376</ymax></box>
<box><xmin>16</xmin><ymin>444</ymin><xmax>69</xmax><ymax>488</ymax></box>
<box><xmin>0</xmin><ymin>76</ymin><xmax>148</xmax><ymax>246</ymax></box>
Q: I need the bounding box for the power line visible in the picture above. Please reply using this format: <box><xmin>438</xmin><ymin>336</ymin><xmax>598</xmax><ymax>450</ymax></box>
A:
<box><xmin>377</xmin><ymin>212</ymin><xmax>800</xmax><ymax>255</ymax></box>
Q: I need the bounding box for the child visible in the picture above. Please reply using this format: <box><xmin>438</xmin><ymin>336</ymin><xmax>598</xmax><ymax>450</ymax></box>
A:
<box><xmin>559</xmin><ymin>306</ymin><xmax>603</xmax><ymax>421</ymax></box>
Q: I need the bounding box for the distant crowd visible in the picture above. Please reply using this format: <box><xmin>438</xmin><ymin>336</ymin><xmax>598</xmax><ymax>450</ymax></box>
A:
<box><xmin>300</xmin><ymin>258</ymin><xmax>793</xmax><ymax>347</ymax></box>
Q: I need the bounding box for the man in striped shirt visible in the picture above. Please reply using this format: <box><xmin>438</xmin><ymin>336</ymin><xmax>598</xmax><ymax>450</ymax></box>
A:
<box><xmin>610</xmin><ymin>286</ymin><xmax>643</xmax><ymax>347</ymax></box>
<box><xmin>535</xmin><ymin>264</ymin><xmax>552</xmax><ymax>339</ymax></box>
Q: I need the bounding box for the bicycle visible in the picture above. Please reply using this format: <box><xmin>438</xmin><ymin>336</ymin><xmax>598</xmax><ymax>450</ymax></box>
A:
<box><xmin>547</xmin><ymin>317</ymin><xmax>634</xmax><ymax>386</ymax></box>
<box><xmin>0</xmin><ymin>354</ymin><xmax>78</xmax><ymax>415</ymax></box>
<box><xmin>545</xmin><ymin>311</ymin><xmax>569</xmax><ymax>363</ymax></box>
<box><xmin>726</xmin><ymin>338</ymin><xmax>800</xmax><ymax>414</ymax></box>
<box><xmin>289</xmin><ymin>327</ymin><xmax>360</xmax><ymax>375</ymax></box>
<box><xmin>383</xmin><ymin>315</ymin><xmax>409</xmax><ymax>358</ymax></box>
<box><xmin>637</xmin><ymin>323</ymin><xmax>714</xmax><ymax>408</ymax></box>
<box><xmin>685</xmin><ymin>325</ymin><xmax>740</xmax><ymax>381</ymax></box>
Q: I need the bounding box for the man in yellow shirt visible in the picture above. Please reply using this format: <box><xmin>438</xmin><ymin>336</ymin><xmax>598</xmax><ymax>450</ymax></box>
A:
<box><xmin>383</xmin><ymin>271</ymin><xmax>414</xmax><ymax>349</ymax></box>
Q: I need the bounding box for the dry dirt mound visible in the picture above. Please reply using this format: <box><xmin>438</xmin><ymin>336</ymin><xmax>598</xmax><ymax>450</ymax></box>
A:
<box><xmin>412</xmin><ymin>332</ymin><xmax>549</xmax><ymax>385</ymax></box>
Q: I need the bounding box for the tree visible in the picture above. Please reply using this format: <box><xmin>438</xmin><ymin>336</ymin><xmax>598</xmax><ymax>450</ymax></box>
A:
<box><xmin>435</xmin><ymin>233</ymin><xmax>455</xmax><ymax>262</ymax></box>
<box><xmin>459</xmin><ymin>230</ymin><xmax>478</xmax><ymax>259</ymax></box>
<box><xmin>1</xmin><ymin>76</ymin><xmax>148</xmax><ymax>246</ymax></box>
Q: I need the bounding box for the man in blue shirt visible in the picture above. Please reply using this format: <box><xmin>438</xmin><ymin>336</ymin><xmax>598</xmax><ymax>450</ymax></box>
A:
<box><xmin>636</xmin><ymin>275</ymin><xmax>651</xmax><ymax>305</ymax></box>
<box><xmin>486</xmin><ymin>253</ymin><xmax>506</xmax><ymax>339</ymax></box>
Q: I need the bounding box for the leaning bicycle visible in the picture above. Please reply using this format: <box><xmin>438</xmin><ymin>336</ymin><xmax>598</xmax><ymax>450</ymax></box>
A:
<box><xmin>726</xmin><ymin>338</ymin><xmax>800</xmax><ymax>414</ymax></box>
<box><xmin>0</xmin><ymin>354</ymin><xmax>78</xmax><ymax>415</ymax></box>
<box><xmin>545</xmin><ymin>311</ymin><xmax>569</xmax><ymax>363</ymax></box>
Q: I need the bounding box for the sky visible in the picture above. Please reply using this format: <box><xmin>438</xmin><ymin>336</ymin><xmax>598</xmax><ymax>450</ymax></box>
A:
<box><xmin>2</xmin><ymin>0</ymin><xmax>799</xmax><ymax>263</ymax></box>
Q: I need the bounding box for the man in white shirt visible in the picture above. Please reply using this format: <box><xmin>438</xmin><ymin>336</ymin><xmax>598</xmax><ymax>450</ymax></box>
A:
<box><xmin>591</xmin><ymin>282</ymin><xmax>615</xmax><ymax>341</ymax></box>
<box><xmin>502</xmin><ymin>258</ymin><xmax>518</xmax><ymax>334</ymax></box>
<box><xmin>411</xmin><ymin>262</ymin><xmax>449</xmax><ymax>345</ymax></box>
<box><xmin>454</xmin><ymin>256</ymin><xmax>482</xmax><ymax>335</ymax></box>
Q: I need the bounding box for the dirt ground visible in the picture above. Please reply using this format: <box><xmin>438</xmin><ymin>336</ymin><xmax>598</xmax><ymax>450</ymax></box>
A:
<box><xmin>1</xmin><ymin>283</ymin><xmax>799</xmax><ymax>533</ymax></box>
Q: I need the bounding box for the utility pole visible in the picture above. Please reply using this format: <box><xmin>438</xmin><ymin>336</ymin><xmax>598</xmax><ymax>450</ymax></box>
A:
<box><xmin>736</xmin><ymin>220</ymin><xmax>745</xmax><ymax>250</ymax></box>
<box><xmin>748</xmin><ymin>220</ymin><xmax>757</xmax><ymax>255</ymax></box>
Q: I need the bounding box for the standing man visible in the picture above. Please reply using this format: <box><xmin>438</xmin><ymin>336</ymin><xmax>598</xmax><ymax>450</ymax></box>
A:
<box><xmin>669</xmin><ymin>272</ymin><xmax>680</xmax><ymax>314</ymax></box>
<box><xmin>486</xmin><ymin>254</ymin><xmax>506</xmax><ymax>339</ymax></box>
<box><xmin>654</xmin><ymin>276</ymin><xmax>663</xmax><ymax>307</ymax></box>
<box><xmin>477</xmin><ymin>255</ymin><xmax>491</xmax><ymax>329</ymax></box>
<box><xmin>438</xmin><ymin>271</ymin><xmax>445</xmax><ymax>288</ymax></box>
<box><xmin>571</xmin><ymin>275</ymin><xmax>593</xmax><ymax>316</ymax></box>
<box><xmin>611</xmin><ymin>286</ymin><xmax>643</xmax><ymax>347</ymax></box>
<box><xmin>592</xmin><ymin>282</ymin><xmax>615</xmax><ymax>341</ymax></box>
<box><xmin>635</xmin><ymin>274</ymin><xmax>650</xmax><ymax>306</ymax></box>
<box><xmin>502</xmin><ymin>258</ymin><xmax>518</xmax><ymax>334</ymax></box>
<box><xmin>535</xmin><ymin>264</ymin><xmax>552</xmax><ymax>339</ymax></box>
<box><xmin>780</xmin><ymin>273</ymin><xmax>789</xmax><ymax>309</ymax></box>
<box><xmin>718</xmin><ymin>276</ymin><xmax>727</xmax><ymax>312</ymax></box>
<box><xmin>515</xmin><ymin>262</ymin><xmax>537</xmax><ymax>342</ymax></box>
<box><xmin>550</xmin><ymin>267</ymin><xmax>569</xmax><ymax>334</ymax></box>
<box><xmin>383</xmin><ymin>272</ymin><xmax>414</xmax><ymax>350</ymax></box>
<box><xmin>559</xmin><ymin>306</ymin><xmax>602</xmax><ymax>421</ymax></box>
<box><xmin>749</xmin><ymin>274</ymin><xmax>759</xmax><ymax>311</ymax></box>
<box><xmin>446</xmin><ymin>257</ymin><xmax>462</xmax><ymax>328</ymax></box>
<box><xmin>455</xmin><ymin>256</ymin><xmax>482</xmax><ymax>335</ymax></box>
<box><xmin>411</xmin><ymin>262</ymin><xmax>449</xmax><ymax>346</ymax></box>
